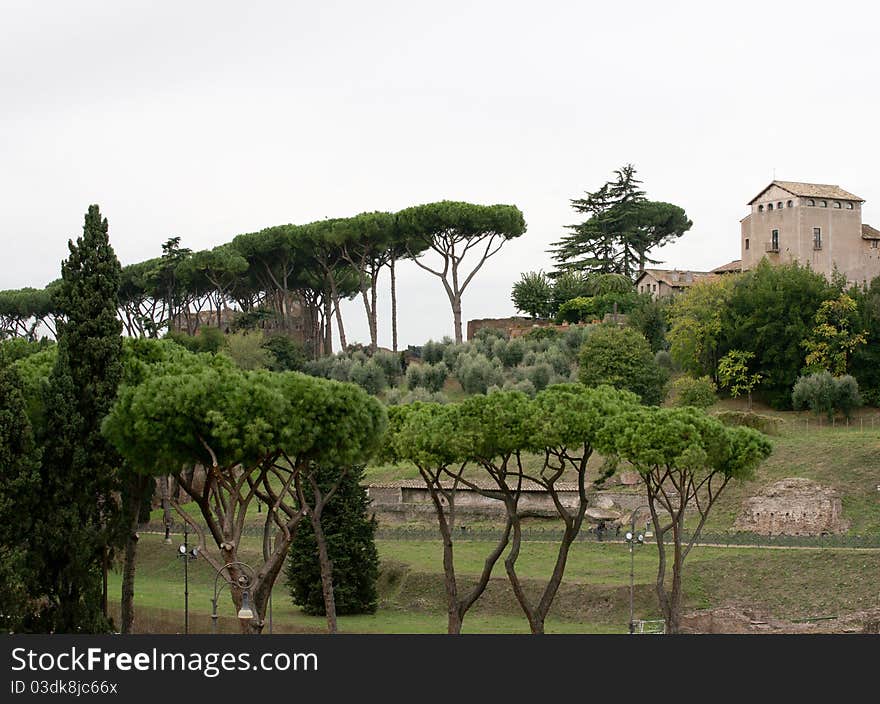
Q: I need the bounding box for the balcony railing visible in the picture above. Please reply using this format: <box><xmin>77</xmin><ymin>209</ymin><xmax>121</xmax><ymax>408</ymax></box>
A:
<box><xmin>765</xmin><ymin>241</ymin><xmax>779</xmax><ymax>253</ymax></box>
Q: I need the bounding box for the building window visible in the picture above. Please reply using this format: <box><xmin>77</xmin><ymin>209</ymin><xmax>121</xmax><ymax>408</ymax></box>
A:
<box><xmin>745</xmin><ymin>238</ymin><xmax>750</xmax><ymax>250</ymax></box>
<box><xmin>813</xmin><ymin>227</ymin><xmax>822</xmax><ymax>249</ymax></box>
<box><xmin>820</xmin><ymin>200</ymin><xmax>827</xmax><ymax>207</ymax></box>
<box><xmin>771</xmin><ymin>229</ymin><xmax>779</xmax><ymax>251</ymax></box>
<box><xmin>768</xmin><ymin>203</ymin><xmax>774</xmax><ymax>210</ymax></box>
<box><xmin>807</xmin><ymin>199</ymin><xmax>815</xmax><ymax>206</ymax></box>
<box><xmin>787</xmin><ymin>200</ymin><xmax>794</xmax><ymax>207</ymax></box>
<box><xmin>777</xmin><ymin>202</ymin><xmax>783</xmax><ymax>209</ymax></box>
<box><xmin>758</xmin><ymin>204</ymin><xmax>764</xmax><ymax>212</ymax></box>
<box><xmin>847</xmin><ymin>202</ymin><xmax>854</xmax><ymax>209</ymax></box>
<box><xmin>833</xmin><ymin>201</ymin><xmax>841</xmax><ymax>208</ymax></box>
<box><xmin>873</xmin><ymin>240</ymin><xmax>879</xmax><ymax>249</ymax></box>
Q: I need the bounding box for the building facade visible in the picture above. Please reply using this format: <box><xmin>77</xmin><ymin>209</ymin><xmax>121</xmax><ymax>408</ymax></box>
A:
<box><xmin>741</xmin><ymin>180</ymin><xmax>880</xmax><ymax>284</ymax></box>
<box><xmin>635</xmin><ymin>268</ymin><xmax>713</xmax><ymax>299</ymax></box>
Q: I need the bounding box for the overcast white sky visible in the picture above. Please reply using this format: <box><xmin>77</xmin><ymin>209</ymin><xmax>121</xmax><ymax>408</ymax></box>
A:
<box><xmin>2</xmin><ymin>0</ymin><xmax>878</xmax><ymax>349</ymax></box>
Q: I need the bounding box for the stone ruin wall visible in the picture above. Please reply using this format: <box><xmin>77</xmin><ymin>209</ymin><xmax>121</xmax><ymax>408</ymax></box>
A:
<box><xmin>733</xmin><ymin>478</ymin><xmax>847</xmax><ymax>536</ymax></box>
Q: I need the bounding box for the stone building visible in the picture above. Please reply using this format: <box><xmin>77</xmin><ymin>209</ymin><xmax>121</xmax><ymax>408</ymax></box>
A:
<box><xmin>740</xmin><ymin>180</ymin><xmax>880</xmax><ymax>284</ymax></box>
<box><xmin>634</xmin><ymin>268</ymin><xmax>714</xmax><ymax>299</ymax></box>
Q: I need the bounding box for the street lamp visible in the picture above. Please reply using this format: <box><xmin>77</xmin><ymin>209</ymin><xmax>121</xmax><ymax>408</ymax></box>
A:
<box><xmin>210</xmin><ymin>561</ymin><xmax>257</xmax><ymax>634</ymax></box>
<box><xmin>176</xmin><ymin>523</ymin><xmax>199</xmax><ymax>634</ymax></box>
<box><xmin>625</xmin><ymin>504</ymin><xmax>652</xmax><ymax>634</ymax></box>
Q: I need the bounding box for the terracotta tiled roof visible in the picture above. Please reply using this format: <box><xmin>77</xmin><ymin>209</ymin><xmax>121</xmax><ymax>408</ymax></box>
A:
<box><xmin>862</xmin><ymin>224</ymin><xmax>880</xmax><ymax>240</ymax></box>
<box><xmin>749</xmin><ymin>180</ymin><xmax>864</xmax><ymax>204</ymax></box>
<box><xmin>368</xmin><ymin>479</ymin><xmax>581</xmax><ymax>492</ymax></box>
<box><xmin>712</xmin><ymin>259</ymin><xmax>742</xmax><ymax>274</ymax></box>
<box><xmin>635</xmin><ymin>269</ymin><xmax>714</xmax><ymax>288</ymax></box>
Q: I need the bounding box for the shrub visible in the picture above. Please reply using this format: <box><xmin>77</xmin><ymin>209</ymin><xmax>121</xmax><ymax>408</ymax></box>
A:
<box><xmin>421</xmin><ymin>361</ymin><xmax>449</xmax><ymax>392</ymax></box>
<box><xmin>385</xmin><ymin>388</ymin><xmax>449</xmax><ymax>405</ymax></box>
<box><xmin>671</xmin><ymin>375</ymin><xmax>717</xmax><ymax>408</ymax></box>
<box><xmin>456</xmin><ymin>353</ymin><xmax>503</xmax><ymax>395</ymax></box>
<box><xmin>371</xmin><ymin>350</ymin><xmax>403</xmax><ymax>386</ymax></box>
<box><xmin>349</xmin><ymin>360</ymin><xmax>388</xmax><ymax>395</ymax></box>
<box><xmin>524</xmin><ymin>362</ymin><xmax>553</xmax><ymax>392</ymax></box>
<box><xmin>421</xmin><ymin>338</ymin><xmax>449</xmax><ymax>364</ymax></box>
<box><xmin>713</xmin><ymin>410</ymin><xmax>782</xmax><ymax>436</ymax></box>
<box><xmin>836</xmin><ymin>375</ymin><xmax>861</xmax><ymax>419</ymax></box>
<box><xmin>223</xmin><ymin>330</ymin><xmax>273</xmax><ymax>370</ymax></box>
<box><xmin>263</xmin><ymin>335</ymin><xmax>306</xmax><ymax>372</ymax></box>
<box><xmin>792</xmin><ymin>371</ymin><xmax>860</xmax><ymax>421</ymax></box>
<box><xmin>405</xmin><ymin>364</ymin><xmax>424</xmax><ymax>390</ymax></box>
<box><xmin>502</xmin><ymin>378</ymin><xmax>536</xmax><ymax>398</ymax></box>
<box><xmin>493</xmin><ymin>338</ymin><xmax>526</xmax><ymax>367</ymax></box>
<box><xmin>525</xmin><ymin>327</ymin><xmax>560</xmax><ymax>342</ymax></box>
<box><xmin>654</xmin><ymin>350</ymin><xmax>673</xmax><ymax>369</ymax></box>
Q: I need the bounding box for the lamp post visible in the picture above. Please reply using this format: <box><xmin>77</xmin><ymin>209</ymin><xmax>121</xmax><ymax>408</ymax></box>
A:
<box><xmin>210</xmin><ymin>561</ymin><xmax>257</xmax><ymax>634</ymax></box>
<box><xmin>176</xmin><ymin>523</ymin><xmax>199</xmax><ymax>634</ymax></box>
<box><xmin>625</xmin><ymin>504</ymin><xmax>651</xmax><ymax>634</ymax></box>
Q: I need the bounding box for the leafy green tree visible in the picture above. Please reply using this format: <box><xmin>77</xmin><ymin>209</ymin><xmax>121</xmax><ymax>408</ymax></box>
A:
<box><xmin>286</xmin><ymin>465</ymin><xmax>379</xmax><ymax>615</ymax></box>
<box><xmin>397</xmin><ymin>201</ymin><xmax>526</xmax><ymax>343</ymax></box>
<box><xmin>802</xmin><ymin>294</ymin><xmax>867</xmax><ymax>375</ymax></box>
<box><xmin>848</xmin><ymin>277</ymin><xmax>880</xmax><ymax>404</ymax></box>
<box><xmin>511</xmin><ymin>271</ymin><xmax>554</xmax><ymax>318</ymax></box>
<box><xmin>550</xmin><ymin>271</ymin><xmax>591</xmax><ymax>314</ymax></box>
<box><xmin>458</xmin><ymin>386</ymin><xmax>639</xmax><ymax>634</ymax></box>
<box><xmin>627</xmin><ymin>294</ymin><xmax>670</xmax><ymax>353</ymax></box>
<box><xmin>667</xmin><ymin>275</ymin><xmax>736</xmax><ymax>379</ymax></box>
<box><xmin>104</xmin><ymin>355</ymin><xmax>386</xmax><ymax>633</ymax></box>
<box><xmin>578</xmin><ymin>325</ymin><xmax>668</xmax><ymax>404</ymax></box>
<box><xmin>671</xmin><ymin>375</ymin><xmax>717</xmax><ymax>408</ymax></box>
<box><xmin>550</xmin><ymin>165</ymin><xmax>691</xmax><ymax>276</ymax></box>
<box><xmin>723</xmin><ymin>260</ymin><xmax>835</xmax><ymax>408</ymax></box>
<box><xmin>29</xmin><ymin>204</ymin><xmax>124</xmax><ymax>633</ymax></box>
<box><xmin>717</xmin><ymin>350</ymin><xmax>762</xmax><ymax>411</ymax></box>
<box><xmin>596</xmin><ymin>407</ymin><xmax>772</xmax><ymax>633</ymax></box>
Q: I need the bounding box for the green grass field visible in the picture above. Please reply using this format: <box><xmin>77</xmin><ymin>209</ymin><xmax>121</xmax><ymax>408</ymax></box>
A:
<box><xmin>112</xmin><ymin>532</ymin><xmax>879</xmax><ymax>634</ymax></box>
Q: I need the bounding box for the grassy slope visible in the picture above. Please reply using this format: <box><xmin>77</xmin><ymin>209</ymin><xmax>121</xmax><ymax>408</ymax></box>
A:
<box><xmin>113</xmin><ymin>533</ymin><xmax>879</xmax><ymax>633</ymax></box>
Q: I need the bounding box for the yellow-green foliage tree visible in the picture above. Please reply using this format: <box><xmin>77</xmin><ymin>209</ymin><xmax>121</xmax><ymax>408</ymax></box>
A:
<box><xmin>802</xmin><ymin>294</ymin><xmax>867</xmax><ymax>375</ymax></box>
<box><xmin>667</xmin><ymin>275</ymin><xmax>736</xmax><ymax>381</ymax></box>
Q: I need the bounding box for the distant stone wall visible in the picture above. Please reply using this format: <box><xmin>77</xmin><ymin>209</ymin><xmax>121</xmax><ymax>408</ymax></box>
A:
<box><xmin>466</xmin><ymin>316</ymin><xmax>542</xmax><ymax>341</ymax></box>
<box><xmin>734</xmin><ymin>478</ymin><xmax>847</xmax><ymax>536</ymax></box>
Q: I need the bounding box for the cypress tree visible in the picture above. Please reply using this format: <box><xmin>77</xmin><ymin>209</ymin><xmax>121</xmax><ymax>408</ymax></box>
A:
<box><xmin>0</xmin><ymin>362</ymin><xmax>42</xmax><ymax>631</ymax></box>
<box><xmin>286</xmin><ymin>465</ymin><xmax>379</xmax><ymax>616</ymax></box>
<box><xmin>28</xmin><ymin>204</ymin><xmax>124</xmax><ymax>633</ymax></box>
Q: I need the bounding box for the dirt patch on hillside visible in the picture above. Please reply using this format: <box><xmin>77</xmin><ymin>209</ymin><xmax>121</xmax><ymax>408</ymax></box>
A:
<box><xmin>681</xmin><ymin>605</ymin><xmax>880</xmax><ymax>634</ymax></box>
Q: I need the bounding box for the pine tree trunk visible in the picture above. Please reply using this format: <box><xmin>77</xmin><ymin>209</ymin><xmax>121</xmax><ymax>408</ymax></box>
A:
<box><xmin>311</xmin><ymin>509</ymin><xmax>338</xmax><ymax>634</ymax></box>
<box><xmin>390</xmin><ymin>256</ymin><xmax>398</xmax><ymax>352</ymax></box>
<box><xmin>452</xmin><ymin>297</ymin><xmax>463</xmax><ymax>344</ymax></box>
<box><xmin>323</xmin><ymin>295</ymin><xmax>333</xmax><ymax>355</ymax></box>
<box><xmin>120</xmin><ymin>475</ymin><xmax>147</xmax><ymax>634</ymax></box>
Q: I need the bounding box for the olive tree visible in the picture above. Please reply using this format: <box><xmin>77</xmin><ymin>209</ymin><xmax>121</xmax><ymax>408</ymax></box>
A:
<box><xmin>596</xmin><ymin>407</ymin><xmax>772</xmax><ymax>633</ymax></box>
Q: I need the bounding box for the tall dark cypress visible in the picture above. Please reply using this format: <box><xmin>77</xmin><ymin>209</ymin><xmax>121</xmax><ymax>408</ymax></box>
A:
<box><xmin>0</xmin><ymin>362</ymin><xmax>42</xmax><ymax>632</ymax></box>
<box><xmin>286</xmin><ymin>465</ymin><xmax>380</xmax><ymax>616</ymax></box>
<box><xmin>28</xmin><ymin>204</ymin><xmax>123</xmax><ymax>633</ymax></box>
